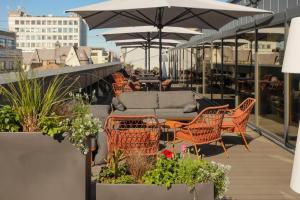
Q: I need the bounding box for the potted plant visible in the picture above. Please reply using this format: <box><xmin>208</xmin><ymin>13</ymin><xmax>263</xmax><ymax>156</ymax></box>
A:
<box><xmin>0</xmin><ymin>72</ymin><xmax>102</xmax><ymax>200</ymax></box>
<box><xmin>94</xmin><ymin>150</ymin><xmax>230</xmax><ymax>200</ymax></box>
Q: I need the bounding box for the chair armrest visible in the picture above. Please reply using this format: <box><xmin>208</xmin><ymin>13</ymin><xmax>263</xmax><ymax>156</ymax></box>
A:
<box><xmin>166</xmin><ymin>120</ymin><xmax>189</xmax><ymax>129</ymax></box>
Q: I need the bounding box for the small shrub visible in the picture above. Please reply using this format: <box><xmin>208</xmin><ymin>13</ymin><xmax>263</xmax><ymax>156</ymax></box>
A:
<box><xmin>0</xmin><ymin>105</ymin><xmax>21</xmax><ymax>132</ymax></box>
<box><xmin>126</xmin><ymin>152</ymin><xmax>154</xmax><ymax>183</ymax></box>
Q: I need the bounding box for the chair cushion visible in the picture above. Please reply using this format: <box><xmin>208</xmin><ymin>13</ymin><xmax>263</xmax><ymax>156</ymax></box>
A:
<box><xmin>183</xmin><ymin>103</ymin><xmax>197</xmax><ymax>113</ymax></box>
<box><xmin>119</xmin><ymin>92</ymin><xmax>158</xmax><ymax>109</ymax></box>
<box><xmin>112</xmin><ymin>109</ymin><xmax>155</xmax><ymax>116</ymax></box>
<box><xmin>176</xmin><ymin>131</ymin><xmax>193</xmax><ymax>141</ymax></box>
<box><xmin>155</xmin><ymin>109</ymin><xmax>197</xmax><ymax>120</ymax></box>
<box><xmin>158</xmin><ymin>91</ymin><xmax>195</xmax><ymax>108</ymax></box>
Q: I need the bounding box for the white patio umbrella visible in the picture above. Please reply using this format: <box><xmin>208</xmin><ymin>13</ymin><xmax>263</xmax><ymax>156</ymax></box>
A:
<box><xmin>67</xmin><ymin>0</ymin><xmax>271</xmax><ymax>83</ymax></box>
<box><xmin>103</xmin><ymin>26</ymin><xmax>201</xmax><ymax>72</ymax></box>
<box><xmin>114</xmin><ymin>39</ymin><xmax>181</xmax><ymax>47</ymax></box>
<box><xmin>102</xmin><ymin>26</ymin><xmax>201</xmax><ymax>41</ymax></box>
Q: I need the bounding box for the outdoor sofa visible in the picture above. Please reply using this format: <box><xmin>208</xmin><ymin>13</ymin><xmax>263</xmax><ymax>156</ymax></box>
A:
<box><xmin>111</xmin><ymin>91</ymin><xmax>200</xmax><ymax>120</ymax></box>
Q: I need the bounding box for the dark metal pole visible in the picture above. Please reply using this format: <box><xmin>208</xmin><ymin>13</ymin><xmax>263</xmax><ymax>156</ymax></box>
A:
<box><xmin>235</xmin><ymin>34</ymin><xmax>238</xmax><ymax>107</ymax></box>
<box><xmin>147</xmin><ymin>32</ymin><xmax>151</xmax><ymax>73</ymax></box>
<box><xmin>190</xmin><ymin>47</ymin><xmax>193</xmax><ymax>89</ymax></box>
<box><xmin>221</xmin><ymin>38</ymin><xmax>224</xmax><ymax>102</ymax></box>
<box><xmin>145</xmin><ymin>45</ymin><xmax>147</xmax><ymax>73</ymax></box>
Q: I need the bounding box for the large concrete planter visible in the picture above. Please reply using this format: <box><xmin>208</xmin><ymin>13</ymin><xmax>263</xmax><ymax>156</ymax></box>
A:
<box><xmin>0</xmin><ymin>132</ymin><xmax>91</xmax><ymax>200</ymax></box>
<box><xmin>94</xmin><ymin>183</ymin><xmax>214</xmax><ymax>200</ymax></box>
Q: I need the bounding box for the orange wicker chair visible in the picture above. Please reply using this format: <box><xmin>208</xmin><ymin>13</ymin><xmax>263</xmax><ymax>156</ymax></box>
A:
<box><xmin>112</xmin><ymin>72</ymin><xmax>128</xmax><ymax>84</ymax></box>
<box><xmin>170</xmin><ymin>105</ymin><xmax>229</xmax><ymax>158</ymax></box>
<box><xmin>221</xmin><ymin>98</ymin><xmax>256</xmax><ymax>151</ymax></box>
<box><xmin>112</xmin><ymin>83</ymin><xmax>133</xmax><ymax>97</ymax></box>
<box><xmin>104</xmin><ymin>115</ymin><xmax>161</xmax><ymax>156</ymax></box>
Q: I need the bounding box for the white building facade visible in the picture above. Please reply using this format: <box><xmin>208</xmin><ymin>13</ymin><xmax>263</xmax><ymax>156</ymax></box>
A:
<box><xmin>8</xmin><ymin>9</ymin><xmax>87</xmax><ymax>52</ymax></box>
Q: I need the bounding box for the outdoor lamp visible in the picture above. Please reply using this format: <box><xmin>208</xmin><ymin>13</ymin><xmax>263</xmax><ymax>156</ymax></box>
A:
<box><xmin>282</xmin><ymin>16</ymin><xmax>300</xmax><ymax>194</ymax></box>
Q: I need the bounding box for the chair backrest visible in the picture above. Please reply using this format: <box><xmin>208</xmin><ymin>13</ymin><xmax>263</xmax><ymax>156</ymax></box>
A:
<box><xmin>233</xmin><ymin>98</ymin><xmax>256</xmax><ymax>133</ymax></box>
<box><xmin>186</xmin><ymin>105</ymin><xmax>228</xmax><ymax>144</ymax></box>
<box><xmin>112</xmin><ymin>73</ymin><xmax>126</xmax><ymax>84</ymax></box>
<box><xmin>104</xmin><ymin>115</ymin><xmax>161</xmax><ymax>156</ymax></box>
<box><xmin>112</xmin><ymin>83</ymin><xmax>132</xmax><ymax>97</ymax></box>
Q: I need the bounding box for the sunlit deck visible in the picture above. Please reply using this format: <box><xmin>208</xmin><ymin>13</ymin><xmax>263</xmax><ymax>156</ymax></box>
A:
<box><xmin>171</xmin><ymin>129</ymin><xmax>299</xmax><ymax>200</ymax></box>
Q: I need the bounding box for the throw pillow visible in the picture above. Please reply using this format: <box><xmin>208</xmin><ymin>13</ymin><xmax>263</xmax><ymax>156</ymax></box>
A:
<box><xmin>183</xmin><ymin>103</ymin><xmax>197</xmax><ymax>113</ymax></box>
<box><xmin>112</xmin><ymin>97</ymin><xmax>126</xmax><ymax>111</ymax></box>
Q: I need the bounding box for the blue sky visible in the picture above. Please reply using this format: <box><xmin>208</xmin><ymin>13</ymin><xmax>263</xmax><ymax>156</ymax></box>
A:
<box><xmin>0</xmin><ymin>0</ymin><xmax>226</xmax><ymax>52</ymax></box>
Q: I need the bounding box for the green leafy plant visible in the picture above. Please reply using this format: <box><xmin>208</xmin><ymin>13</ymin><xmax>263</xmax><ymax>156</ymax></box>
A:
<box><xmin>39</xmin><ymin>113</ymin><xmax>66</xmax><ymax>137</ymax></box>
<box><xmin>64</xmin><ymin>113</ymin><xmax>102</xmax><ymax>154</ymax></box>
<box><xmin>142</xmin><ymin>156</ymin><xmax>179</xmax><ymax>188</ymax></box>
<box><xmin>0</xmin><ymin>72</ymin><xmax>75</xmax><ymax>132</ymax></box>
<box><xmin>98</xmin><ymin>150</ymin><xmax>134</xmax><ymax>184</ymax></box>
<box><xmin>142</xmin><ymin>156</ymin><xmax>230</xmax><ymax>199</ymax></box>
<box><xmin>0</xmin><ymin>105</ymin><xmax>21</xmax><ymax>132</ymax></box>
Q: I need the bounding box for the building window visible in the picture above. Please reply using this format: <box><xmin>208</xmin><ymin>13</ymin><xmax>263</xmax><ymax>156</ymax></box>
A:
<box><xmin>26</xmin><ymin>20</ymin><xmax>30</xmax><ymax>25</ymax></box>
<box><xmin>63</xmin><ymin>28</ymin><xmax>67</xmax><ymax>33</ymax></box>
<box><xmin>74</xmin><ymin>20</ymin><xmax>78</xmax><ymax>25</ymax></box>
<box><xmin>63</xmin><ymin>35</ymin><xmax>67</xmax><ymax>40</ymax></box>
<box><xmin>26</xmin><ymin>35</ymin><xmax>30</xmax><ymax>40</ymax></box>
<box><xmin>69</xmin><ymin>28</ymin><xmax>73</xmax><ymax>33</ymax></box>
<box><xmin>42</xmin><ymin>28</ymin><xmax>46</xmax><ymax>33</ymax></box>
<box><xmin>31</xmin><ymin>20</ymin><xmax>35</xmax><ymax>25</ymax></box>
<box><xmin>69</xmin><ymin>35</ymin><xmax>73</xmax><ymax>40</ymax></box>
<box><xmin>42</xmin><ymin>20</ymin><xmax>46</xmax><ymax>25</ymax></box>
<box><xmin>15</xmin><ymin>20</ymin><xmax>19</xmax><ymax>25</ymax></box>
<box><xmin>47</xmin><ymin>20</ymin><xmax>52</xmax><ymax>25</ymax></box>
<box><xmin>53</xmin><ymin>20</ymin><xmax>57</xmax><ymax>25</ymax></box>
<box><xmin>47</xmin><ymin>36</ymin><xmax>51</xmax><ymax>40</ymax></box>
<box><xmin>31</xmin><ymin>35</ymin><xmax>35</xmax><ymax>40</ymax></box>
<box><xmin>63</xmin><ymin>20</ymin><xmax>67</xmax><ymax>25</ymax></box>
<box><xmin>74</xmin><ymin>28</ymin><xmax>78</xmax><ymax>33</ymax></box>
<box><xmin>37</xmin><ymin>20</ymin><xmax>41</xmax><ymax>25</ymax></box>
<box><xmin>58</xmin><ymin>35</ymin><xmax>62</xmax><ymax>40</ymax></box>
<box><xmin>20</xmin><ymin>20</ymin><xmax>24</xmax><ymax>25</ymax></box>
<box><xmin>58</xmin><ymin>28</ymin><xmax>62</xmax><ymax>33</ymax></box>
<box><xmin>53</xmin><ymin>35</ymin><xmax>57</xmax><ymax>40</ymax></box>
<box><xmin>0</xmin><ymin>39</ymin><xmax>5</xmax><ymax>48</ymax></box>
<box><xmin>0</xmin><ymin>61</ymin><xmax>5</xmax><ymax>70</ymax></box>
<box><xmin>58</xmin><ymin>20</ymin><xmax>62</xmax><ymax>25</ymax></box>
<box><xmin>31</xmin><ymin>43</ymin><xmax>35</xmax><ymax>47</ymax></box>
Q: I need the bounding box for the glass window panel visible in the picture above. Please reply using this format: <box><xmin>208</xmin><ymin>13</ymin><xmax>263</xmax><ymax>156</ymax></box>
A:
<box><xmin>237</xmin><ymin>31</ymin><xmax>255</xmax><ymax>123</ymax></box>
<box><xmin>258</xmin><ymin>25</ymin><xmax>285</xmax><ymax>139</ymax></box>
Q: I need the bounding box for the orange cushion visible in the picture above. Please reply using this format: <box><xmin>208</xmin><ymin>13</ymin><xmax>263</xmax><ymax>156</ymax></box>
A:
<box><xmin>176</xmin><ymin>131</ymin><xmax>193</xmax><ymax>141</ymax></box>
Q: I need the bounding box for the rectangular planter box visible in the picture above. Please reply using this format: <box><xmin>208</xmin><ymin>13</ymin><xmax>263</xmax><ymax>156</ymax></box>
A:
<box><xmin>0</xmin><ymin>133</ymin><xmax>91</xmax><ymax>200</ymax></box>
<box><xmin>95</xmin><ymin>183</ymin><xmax>214</xmax><ymax>200</ymax></box>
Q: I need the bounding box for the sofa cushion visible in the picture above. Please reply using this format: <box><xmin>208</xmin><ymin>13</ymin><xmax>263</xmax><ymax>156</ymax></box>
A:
<box><xmin>158</xmin><ymin>91</ymin><xmax>195</xmax><ymax>109</ymax></box>
<box><xmin>119</xmin><ymin>92</ymin><xmax>158</xmax><ymax>109</ymax></box>
<box><xmin>112</xmin><ymin>97</ymin><xmax>126</xmax><ymax>111</ymax></box>
<box><xmin>183</xmin><ymin>103</ymin><xmax>197</xmax><ymax>113</ymax></box>
<box><xmin>112</xmin><ymin>109</ymin><xmax>155</xmax><ymax>116</ymax></box>
<box><xmin>155</xmin><ymin>109</ymin><xmax>197</xmax><ymax>120</ymax></box>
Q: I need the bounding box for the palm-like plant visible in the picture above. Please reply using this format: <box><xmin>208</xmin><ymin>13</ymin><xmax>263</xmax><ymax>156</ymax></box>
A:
<box><xmin>0</xmin><ymin>72</ymin><xmax>75</xmax><ymax>132</ymax></box>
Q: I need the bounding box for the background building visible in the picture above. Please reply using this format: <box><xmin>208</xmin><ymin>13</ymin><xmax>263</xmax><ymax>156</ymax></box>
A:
<box><xmin>0</xmin><ymin>30</ymin><xmax>22</xmax><ymax>72</ymax></box>
<box><xmin>8</xmin><ymin>8</ymin><xmax>87</xmax><ymax>52</ymax></box>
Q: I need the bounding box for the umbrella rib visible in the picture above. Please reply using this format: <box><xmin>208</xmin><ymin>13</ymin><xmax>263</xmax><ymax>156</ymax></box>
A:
<box><xmin>127</xmin><ymin>33</ymin><xmax>148</xmax><ymax>40</ymax></box>
<box><xmin>135</xmin><ymin>10</ymin><xmax>156</xmax><ymax>25</ymax></box>
<box><xmin>189</xmin><ymin>10</ymin><xmax>219</xmax><ymax>30</ymax></box>
<box><xmin>90</xmin><ymin>12</ymin><xmax>120</xmax><ymax>29</ymax></box>
<box><xmin>166</xmin><ymin>9</ymin><xmax>211</xmax><ymax>26</ymax></box>
<box><xmin>115</xmin><ymin>11</ymin><xmax>153</xmax><ymax>25</ymax></box>
<box><xmin>212</xmin><ymin>10</ymin><xmax>238</xmax><ymax>20</ymax></box>
<box><xmin>173</xmin><ymin>33</ymin><xmax>188</xmax><ymax>41</ymax></box>
<box><xmin>83</xmin><ymin>11</ymin><xmax>103</xmax><ymax>20</ymax></box>
<box><xmin>163</xmin><ymin>8</ymin><xmax>192</xmax><ymax>26</ymax></box>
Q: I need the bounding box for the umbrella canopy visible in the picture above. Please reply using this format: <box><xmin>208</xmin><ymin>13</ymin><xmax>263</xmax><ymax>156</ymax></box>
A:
<box><xmin>102</xmin><ymin>26</ymin><xmax>201</xmax><ymax>41</ymax></box>
<box><xmin>67</xmin><ymin>0</ymin><xmax>271</xmax><ymax>86</ymax></box>
<box><xmin>120</xmin><ymin>45</ymin><xmax>174</xmax><ymax>49</ymax></box>
<box><xmin>114</xmin><ymin>39</ymin><xmax>181</xmax><ymax>47</ymax></box>
<box><xmin>67</xmin><ymin>0</ymin><xmax>271</xmax><ymax>30</ymax></box>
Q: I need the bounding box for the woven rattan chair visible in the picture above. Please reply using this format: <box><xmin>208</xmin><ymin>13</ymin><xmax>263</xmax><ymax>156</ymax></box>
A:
<box><xmin>104</xmin><ymin>115</ymin><xmax>161</xmax><ymax>157</ymax></box>
<box><xmin>170</xmin><ymin>105</ymin><xmax>229</xmax><ymax>158</ymax></box>
<box><xmin>221</xmin><ymin>98</ymin><xmax>256</xmax><ymax>151</ymax></box>
<box><xmin>112</xmin><ymin>83</ymin><xmax>133</xmax><ymax>97</ymax></box>
<box><xmin>112</xmin><ymin>72</ymin><xmax>128</xmax><ymax>84</ymax></box>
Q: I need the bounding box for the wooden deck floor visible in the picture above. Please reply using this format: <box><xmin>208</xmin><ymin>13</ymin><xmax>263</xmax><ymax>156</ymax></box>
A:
<box><xmin>171</xmin><ymin>129</ymin><xmax>300</xmax><ymax>200</ymax></box>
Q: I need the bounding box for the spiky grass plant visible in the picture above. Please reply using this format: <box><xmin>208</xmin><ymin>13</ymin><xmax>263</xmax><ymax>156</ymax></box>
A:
<box><xmin>0</xmin><ymin>72</ymin><xmax>75</xmax><ymax>132</ymax></box>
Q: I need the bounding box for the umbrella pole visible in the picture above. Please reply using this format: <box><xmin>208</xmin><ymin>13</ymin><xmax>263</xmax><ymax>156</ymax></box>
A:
<box><xmin>145</xmin><ymin>45</ymin><xmax>148</xmax><ymax>74</ymax></box>
<box><xmin>158</xmin><ymin>26</ymin><xmax>162</xmax><ymax>91</ymax></box>
<box><xmin>147</xmin><ymin>33</ymin><xmax>151</xmax><ymax>73</ymax></box>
